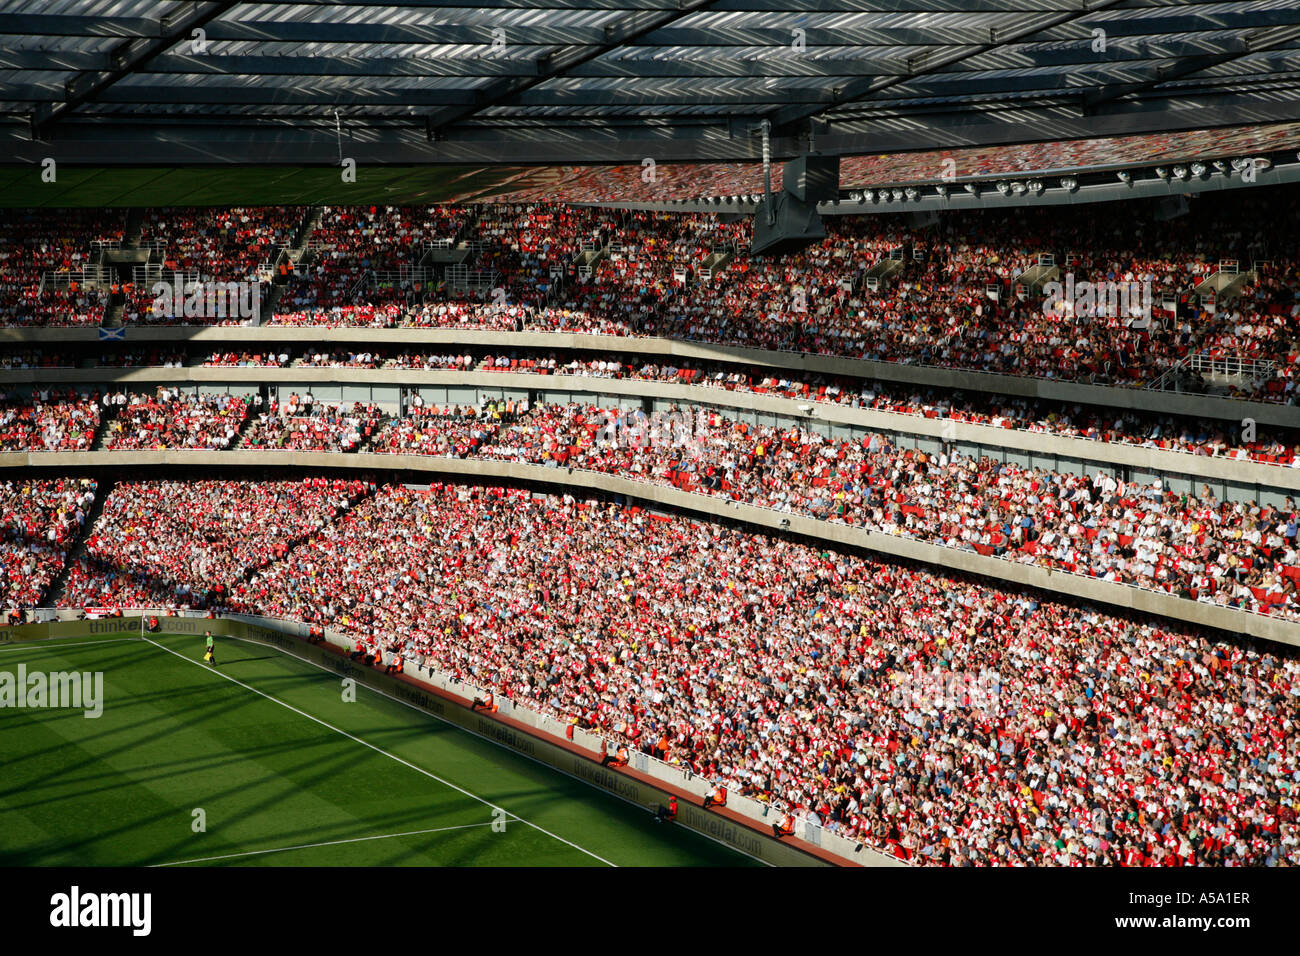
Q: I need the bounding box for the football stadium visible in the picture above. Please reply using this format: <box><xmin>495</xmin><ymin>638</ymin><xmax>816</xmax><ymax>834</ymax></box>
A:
<box><xmin>1</xmin><ymin>0</ymin><xmax>1298</xmax><ymax>899</ymax></box>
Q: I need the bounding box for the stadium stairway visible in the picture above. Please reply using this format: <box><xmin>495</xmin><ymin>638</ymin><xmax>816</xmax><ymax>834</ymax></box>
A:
<box><xmin>122</xmin><ymin>208</ymin><xmax>146</xmax><ymax>251</ymax></box>
<box><xmin>291</xmin><ymin>206</ymin><xmax>323</xmax><ymax>257</ymax></box>
<box><xmin>228</xmin><ymin>404</ymin><xmax>261</xmax><ymax>449</ymax></box>
<box><xmin>257</xmin><ymin>206</ymin><xmax>324</xmax><ymax>324</ymax></box>
<box><xmin>88</xmin><ymin>398</ymin><xmax>122</xmax><ymax>451</ymax></box>
<box><xmin>44</xmin><ymin>479</ymin><xmax>114</xmax><ymax>607</ymax></box>
<box><xmin>99</xmin><ymin>209</ymin><xmax>147</xmax><ymax>330</ymax></box>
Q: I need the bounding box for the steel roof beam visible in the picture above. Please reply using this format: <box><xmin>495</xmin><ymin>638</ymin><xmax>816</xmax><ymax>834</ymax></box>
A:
<box><xmin>1084</xmin><ymin>22</ymin><xmax>1300</xmax><ymax>108</ymax></box>
<box><xmin>765</xmin><ymin>0</ymin><xmax>1131</xmax><ymax>130</ymax></box>
<box><xmin>29</xmin><ymin>2</ymin><xmax>242</xmax><ymax>139</ymax></box>
<box><xmin>425</xmin><ymin>0</ymin><xmax>723</xmax><ymax>135</ymax></box>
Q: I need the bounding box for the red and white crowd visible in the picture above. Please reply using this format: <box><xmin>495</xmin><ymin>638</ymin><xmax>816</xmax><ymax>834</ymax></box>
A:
<box><xmin>242</xmin><ymin>399</ymin><xmax>380</xmax><ymax>452</ymax></box>
<box><xmin>204</xmin><ymin>350</ymin><xmax>289</xmax><ymax>367</ymax></box>
<box><xmin>0</xmin><ymin>389</ymin><xmax>101</xmax><ymax>451</ymax></box>
<box><xmin>0</xmin><ymin>477</ymin><xmax>96</xmax><ymax>607</ymax></box>
<box><xmin>6</xmin><ymin>193</ymin><xmax>1300</xmax><ymax>403</ymax></box>
<box><xmin>61</xmin><ymin>478</ymin><xmax>367</xmax><ymax>609</ymax></box>
<box><xmin>3</xmin><ymin>385</ymin><xmax>1300</xmax><ymax>619</ymax></box>
<box><xmin>42</xmin><ymin>478</ymin><xmax>1296</xmax><ymax>867</ymax></box>
<box><xmin>0</xmin><ymin>208</ymin><xmax>123</xmax><ymax>327</ymax></box>
<box><xmin>104</xmin><ymin>388</ymin><xmax>249</xmax><ymax>450</ymax></box>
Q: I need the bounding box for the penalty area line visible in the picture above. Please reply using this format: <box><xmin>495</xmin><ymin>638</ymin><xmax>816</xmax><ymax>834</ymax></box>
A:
<box><xmin>141</xmin><ymin>636</ymin><xmax>616</xmax><ymax>867</ymax></box>
<box><xmin>150</xmin><ymin>822</ymin><xmax>494</xmax><ymax>867</ymax></box>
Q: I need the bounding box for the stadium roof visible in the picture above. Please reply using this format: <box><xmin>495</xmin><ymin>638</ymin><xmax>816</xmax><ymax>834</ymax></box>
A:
<box><xmin>3</xmin><ymin>0</ymin><xmax>1300</xmax><ymax>203</ymax></box>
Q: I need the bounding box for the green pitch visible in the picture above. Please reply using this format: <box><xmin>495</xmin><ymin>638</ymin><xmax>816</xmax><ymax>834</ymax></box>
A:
<box><xmin>0</xmin><ymin>634</ymin><xmax>754</xmax><ymax>867</ymax></box>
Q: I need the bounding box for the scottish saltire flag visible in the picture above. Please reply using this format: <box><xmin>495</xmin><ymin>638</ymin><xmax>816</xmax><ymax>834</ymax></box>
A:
<box><xmin>98</xmin><ymin>326</ymin><xmax>126</xmax><ymax>341</ymax></box>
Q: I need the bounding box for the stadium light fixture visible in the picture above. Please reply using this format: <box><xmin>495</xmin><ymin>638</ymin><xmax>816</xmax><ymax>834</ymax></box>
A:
<box><xmin>1230</xmin><ymin>157</ymin><xmax>1248</xmax><ymax>171</ymax></box>
<box><xmin>964</xmin><ymin>182</ymin><xmax>979</xmax><ymax>196</ymax></box>
<box><xmin>1028</xmin><ymin>179</ymin><xmax>1044</xmax><ymax>194</ymax></box>
<box><xmin>1190</xmin><ymin>162</ymin><xmax>1207</xmax><ymax>178</ymax></box>
<box><xmin>1010</xmin><ymin>181</ymin><xmax>1027</xmax><ymax>195</ymax></box>
<box><xmin>905</xmin><ymin>187</ymin><xmax>920</xmax><ymax>201</ymax></box>
<box><xmin>1060</xmin><ymin>177</ymin><xmax>1078</xmax><ymax>192</ymax></box>
<box><xmin>1154</xmin><ymin>167</ymin><xmax>1169</xmax><ymax>180</ymax></box>
<box><xmin>863</xmin><ymin>189</ymin><xmax>875</xmax><ymax>203</ymax></box>
<box><xmin>935</xmin><ymin>184</ymin><xmax>948</xmax><ymax>198</ymax></box>
<box><xmin>1116</xmin><ymin>170</ymin><xmax>1132</xmax><ymax>185</ymax></box>
<box><xmin>891</xmin><ymin>188</ymin><xmax>904</xmax><ymax>202</ymax></box>
<box><xmin>1173</xmin><ymin>165</ymin><xmax>1189</xmax><ymax>180</ymax></box>
<box><xmin>996</xmin><ymin>181</ymin><xmax>1011</xmax><ymax>195</ymax></box>
<box><xmin>849</xmin><ymin>191</ymin><xmax>862</xmax><ymax>202</ymax></box>
<box><xmin>1212</xmin><ymin>160</ymin><xmax>1229</xmax><ymax>174</ymax></box>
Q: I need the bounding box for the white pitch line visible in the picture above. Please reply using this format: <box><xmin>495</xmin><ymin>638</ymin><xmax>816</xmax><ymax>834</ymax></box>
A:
<box><xmin>151</xmin><ymin>822</ymin><xmax>493</xmax><ymax>867</ymax></box>
<box><xmin>0</xmin><ymin>637</ymin><xmax>145</xmax><ymax>653</ymax></box>
<box><xmin>142</xmin><ymin>636</ymin><xmax>616</xmax><ymax>867</ymax></box>
<box><xmin>228</xmin><ymin>634</ymin><xmax>769</xmax><ymax>868</ymax></box>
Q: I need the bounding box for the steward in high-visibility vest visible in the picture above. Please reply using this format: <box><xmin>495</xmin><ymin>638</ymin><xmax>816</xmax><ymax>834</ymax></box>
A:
<box><xmin>703</xmin><ymin>785</ymin><xmax>727</xmax><ymax>810</ymax></box>
<box><xmin>772</xmin><ymin>812</ymin><xmax>795</xmax><ymax>838</ymax></box>
<box><xmin>601</xmin><ymin>745</ymin><xmax>629</xmax><ymax>768</ymax></box>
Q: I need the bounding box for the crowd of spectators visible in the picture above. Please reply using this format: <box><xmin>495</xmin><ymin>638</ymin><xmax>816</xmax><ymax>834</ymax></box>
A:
<box><xmin>270</xmin><ymin>204</ymin><xmax>459</xmax><ymax>320</ymax></box>
<box><xmin>462</xmin><ymin>401</ymin><xmax>1300</xmax><ymax>620</ymax></box>
<box><xmin>402</xmin><ymin>301</ymin><xmax>521</xmax><ymax>330</ymax></box>
<box><xmin>187</xmin><ymin>481</ymin><xmax>1294</xmax><ymax>867</ymax></box>
<box><xmin>97</xmin><ymin>348</ymin><xmax>186</xmax><ymax>368</ymax></box>
<box><xmin>270</xmin><ymin>304</ymin><xmax>404</xmax><ymax>327</ymax></box>
<box><xmin>242</xmin><ymin>399</ymin><xmax>380</xmax><ymax>452</ymax></box>
<box><xmin>4</xmin><ymin>472</ymin><xmax>1294</xmax><ymax>865</ymax></box>
<box><xmin>478</xmin><ymin>121</ymin><xmax>1300</xmax><ymax>204</ymax></box>
<box><xmin>0</xmin><ymin>388</ymin><xmax>100</xmax><ymax>451</ymax></box>
<box><xmin>104</xmin><ymin>388</ymin><xmax>250</xmax><ymax>450</ymax></box>
<box><xmin>299</xmin><ymin>349</ymin><xmax>388</xmax><ymax>368</ymax></box>
<box><xmin>62</xmin><ymin>478</ymin><xmax>368</xmax><ymax>609</ymax></box>
<box><xmin>0</xmin><ymin>477</ymin><xmax>96</xmax><ymax>608</ymax></box>
<box><xmin>7</xmin><ymin>384</ymin><xmax>1300</xmax><ymax>619</ymax></box>
<box><xmin>203</xmin><ymin>349</ymin><xmax>288</xmax><ymax>367</ymax></box>
<box><xmin>138</xmin><ymin>206</ymin><xmax>304</xmax><ymax>281</ymax></box>
<box><xmin>0</xmin><ymin>349</ymin><xmax>75</xmax><ymax>370</ymax></box>
<box><xmin>7</xmin><ymin>192</ymin><xmax>1300</xmax><ymax>403</ymax></box>
<box><xmin>0</xmin><ymin>208</ymin><xmax>123</xmax><ymax>327</ymax></box>
<box><xmin>369</xmin><ymin>401</ymin><xmax>508</xmax><ymax>457</ymax></box>
<box><xmin>384</xmin><ymin>351</ymin><xmax>476</xmax><ymax>370</ymax></box>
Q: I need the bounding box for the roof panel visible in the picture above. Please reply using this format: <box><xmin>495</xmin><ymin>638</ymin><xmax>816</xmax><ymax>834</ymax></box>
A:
<box><xmin>0</xmin><ymin>0</ymin><xmax>1295</xmax><ymax>175</ymax></box>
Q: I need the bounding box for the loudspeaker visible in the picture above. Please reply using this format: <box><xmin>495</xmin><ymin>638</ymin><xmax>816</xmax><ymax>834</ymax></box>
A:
<box><xmin>750</xmin><ymin>191</ymin><xmax>826</xmax><ymax>257</ymax></box>
<box><xmin>783</xmin><ymin>154</ymin><xmax>840</xmax><ymax>203</ymax></box>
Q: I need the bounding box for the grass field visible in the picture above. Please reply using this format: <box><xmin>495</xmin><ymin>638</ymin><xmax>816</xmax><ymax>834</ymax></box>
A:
<box><xmin>0</xmin><ymin>633</ymin><xmax>754</xmax><ymax>867</ymax></box>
